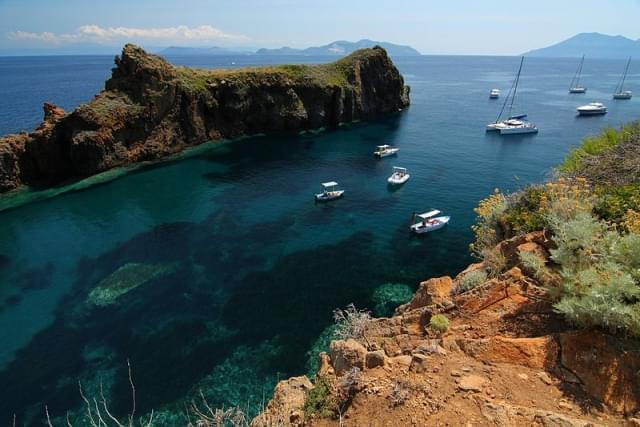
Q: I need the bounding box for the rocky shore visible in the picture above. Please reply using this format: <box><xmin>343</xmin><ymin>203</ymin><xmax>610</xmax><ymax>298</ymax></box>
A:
<box><xmin>0</xmin><ymin>44</ymin><xmax>409</xmax><ymax>192</ymax></box>
<box><xmin>253</xmin><ymin>232</ymin><xmax>640</xmax><ymax>426</ymax></box>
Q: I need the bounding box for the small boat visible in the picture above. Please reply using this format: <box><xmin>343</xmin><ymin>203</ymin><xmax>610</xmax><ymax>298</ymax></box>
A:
<box><xmin>577</xmin><ymin>102</ymin><xmax>607</xmax><ymax>116</ymax></box>
<box><xmin>410</xmin><ymin>209</ymin><xmax>450</xmax><ymax>234</ymax></box>
<box><xmin>315</xmin><ymin>181</ymin><xmax>344</xmax><ymax>202</ymax></box>
<box><xmin>613</xmin><ymin>57</ymin><xmax>633</xmax><ymax>100</ymax></box>
<box><xmin>486</xmin><ymin>57</ymin><xmax>538</xmax><ymax>135</ymax></box>
<box><xmin>374</xmin><ymin>145</ymin><xmax>399</xmax><ymax>158</ymax></box>
<box><xmin>569</xmin><ymin>55</ymin><xmax>587</xmax><ymax>94</ymax></box>
<box><xmin>489</xmin><ymin>89</ymin><xmax>500</xmax><ymax>99</ymax></box>
<box><xmin>387</xmin><ymin>167</ymin><xmax>410</xmax><ymax>185</ymax></box>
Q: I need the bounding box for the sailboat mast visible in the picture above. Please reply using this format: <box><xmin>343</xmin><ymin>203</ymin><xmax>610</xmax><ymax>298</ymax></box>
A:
<box><xmin>619</xmin><ymin>57</ymin><xmax>631</xmax><ymax>92</ymax></box>
<box><xmin>508</xmin><ymin>57</ymin><xmax>524</xmax><ymax>118</ymax></box>
<box><xmin>575</xmin><ymin>54</ymin><xmax>584</xmax><ymax>87</ymax></box>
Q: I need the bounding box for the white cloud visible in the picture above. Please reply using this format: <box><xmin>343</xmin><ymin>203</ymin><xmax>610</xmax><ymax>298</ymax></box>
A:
<box><xmin>8</xmin><ymin>25</ymin><xmax>248</xmax><ymax>45</ymax></box>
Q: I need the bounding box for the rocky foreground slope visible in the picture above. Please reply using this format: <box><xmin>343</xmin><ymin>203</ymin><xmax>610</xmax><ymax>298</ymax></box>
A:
<box><xmin>253</xmin><ymin>232</ymin><xmax>640</xmax><ymax>426</ymax></box>
<box><xmin>0</xmin><ymin>44</ymin><xmax>409</xmax><ymax>192</ymax></box>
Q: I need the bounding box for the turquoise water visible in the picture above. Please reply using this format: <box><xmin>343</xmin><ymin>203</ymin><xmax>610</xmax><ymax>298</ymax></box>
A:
<box><xmin>0</xmin><ymin>54</ymin><xmax>639</xmax><ymax>424</ymax></box>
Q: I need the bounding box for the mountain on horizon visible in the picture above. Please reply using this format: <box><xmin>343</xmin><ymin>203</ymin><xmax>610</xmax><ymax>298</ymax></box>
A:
<box><xmin>524</xmin><ymin>32</ymin><xmax>640</xmax><ymax>58</ymax></box>
<box><xmin>256</xmin><ymin>39</ymin><xmax>420</xmax><ymax>56</ymax></box>
<box><xmin>158</xmin><ymin>46</ymin><xmax>254</xmax><ymax>56</ymax></box>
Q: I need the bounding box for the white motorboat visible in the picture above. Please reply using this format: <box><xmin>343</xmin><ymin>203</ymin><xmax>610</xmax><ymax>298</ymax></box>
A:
<box><xmin>613</xmin><ymin>57</ymin><xmax>633</xmax><ymax>100</ymax></box>
<box><xmin>374</xmin><ymin>145</ymin><xmax>399</xmax><ymax>158</ymax></box>
<box><xmin>569</xmin><ymin>55</ymin><xmax>587</xmax><ymax>94</ymax></box>
<box><xmin>489</xmin><ymin>89</ymin><xmax>500</xmax><ymax>99</ymax></box>
<box><xmin>315</xmin><ymin>181</ymin><xmax>344</xmax><ymax>202</ymax></box>
<box><xmin>577</xmin><ymin>102</ymin><xmax>607</xmax><ymax>116</ymax></box>
<box><xmin>387</xmin><ymin>167</ymin><xmax>410</xmax><ymax>185</ymax></box>
<box><xmin>486</xmin><ymin>57</ymin><xmax>538</xmax><ymax>135</ymax></box>
<box><xmin>410</xmin><ymin>210</ymin><xmax>450</xmax><ymax>234</ymax></box>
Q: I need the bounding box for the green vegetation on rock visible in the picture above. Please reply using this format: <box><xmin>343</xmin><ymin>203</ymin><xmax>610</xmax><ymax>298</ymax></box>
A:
<box><xmin>303</xmin><ymin>376</ymin><xmax>336</xmax><ymax>419</ymax></box>
<box><xmin>429</xmin><ymin>314</ymin><xmax>449</xmax><ymax>333</ymax></box>
<box><xmin>471</xmin><ymin>123</ymin><xmax>640</xmax><ymax>337</ymax></box>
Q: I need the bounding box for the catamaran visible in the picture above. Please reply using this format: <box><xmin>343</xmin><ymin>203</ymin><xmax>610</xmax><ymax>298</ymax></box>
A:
<box><xmin>315</xmin><ymin>181</ymin><xmax>344</xmax><ymax>202</ymax></box>
<box><xmin>577</xmin><ymin>102</ymin><xmax>607</xmax><ymax>116</ymax></box>
<box><xmin>387</xmin><ymin>167</ymin><xmax>410</xmax><ymax>185</ymax></box>
<box><xmin>569</xmin><ymin>55</ymin><xmax>587</xmax><ymax>94</ymax></box>
<box><xmin>486</xmin><ymin>57</ymin><xmax>538</xmax><ymax>135</ymax></box>
<box><xmin>613</xmin><ymin>57</ymin><xmax>633</xmax><ymax>100</ymax></box>
<box><xmin>410</xmin><ymin>210</ymin><xmax>450</xmax><ymax>234</ymax></box>
<box><xmin>374</xmin><ymin>145</ymin><xmax>399</xmax><ymax>158</ymax></box>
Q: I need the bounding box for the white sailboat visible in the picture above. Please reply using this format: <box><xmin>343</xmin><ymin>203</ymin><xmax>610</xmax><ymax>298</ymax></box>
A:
<box><xmin>410</xmin><ymin>210</ymin><xmax>450</xmax><ymax>234</ymax></box>
<box><xmin>569</xmin><ymin>55</ymin><xmax>587</xmax><ymax>94</ymax></box>
<box><xmin>613</xmin><ymin>57</ymin><xmax>633</xmax><ymax>100</ymax></box>
<box><xmin>486</xmin><ymin>57</ymin><xmax>538</xmax><ymax>135</ymax></box>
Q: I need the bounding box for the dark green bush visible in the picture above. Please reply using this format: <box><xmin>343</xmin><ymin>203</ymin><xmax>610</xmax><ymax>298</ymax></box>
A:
<box><xmin>303</xmin><ymin>376</ymin><xmax>336</xmax><ymax>419</ymax></box>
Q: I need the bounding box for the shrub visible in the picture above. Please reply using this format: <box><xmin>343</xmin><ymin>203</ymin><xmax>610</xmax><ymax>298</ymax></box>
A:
<box><xmin>470</xmin><ymin>190</ymin><xmax>508</xmax><ymax>258</ymax></box>
<box><xmin>429</xmin><ymin>314</ymin><xmax>449</xmax><ymax>334</ymax></box>
<box><xmin>595</xmin><ymin>184</ymin><xmax>640</xmax><ymax>223</ymax></box>
<box><xmin>458</xmin><ymin>269</ymin><xmax>488</xmax><ymax>292</ymax></box>
<box><xmin>388</xmin><ymin>380</ymin><xmax>409</xmax><ymax>407</ymax></box>
<box><xmin>303</xmin><ymin>376</ymin><xmax>336</xmax><ymax>419</ymax></box>
<box><xmin>559</xmin><ymin>127</ymin><xmax>622</xmax><ymax>173</ymax></box>
<box><xmin>518</xmin><ymin>250</ymin><xmax>550</xmax><ymax>282</ymax></box>
<box><xmin>332</xmin><ymin>304</ymin><xmax>371</xmax><ymax>342</ymax></box>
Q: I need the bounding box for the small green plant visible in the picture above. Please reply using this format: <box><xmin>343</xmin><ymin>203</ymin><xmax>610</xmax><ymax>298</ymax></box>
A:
<box><xmin>303</xmin><ymin>376</ymin><xmax>336</xmax><ymax>419</ymax></box>
<box><xmin>518</xmin><ymin>250</ymin><xmax>549</xmax><ymax>282</ymax></box>
<box><xmin>429</xmin><ymin>314</ymin><xmax>449</xmax><ymax>334</ymax></box>
<box><xmin>458</xmin><ymin>269</ymin><xmax>488</xmax><ymax>292</ymax></box>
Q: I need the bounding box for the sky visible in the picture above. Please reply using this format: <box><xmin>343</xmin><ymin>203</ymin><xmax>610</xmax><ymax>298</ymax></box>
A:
<box><xmin>1</xmin><ymin>0</ymin><xmax>640</xmax><ymax>55</ymax></box>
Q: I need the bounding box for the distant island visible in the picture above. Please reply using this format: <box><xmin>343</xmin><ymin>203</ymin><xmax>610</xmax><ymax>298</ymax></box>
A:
<box><xmin>524</xmin><ymin>32</ymin><xmax>640</xmax><ymax>58</ymax></box>
<box><xmin>159</xmin><ymin>39</ymin><xmax>420</xmax><ymax>57</ymax></box>
<box><xmin>254</xmin><ymin>39</ymin><xmax>421</xmax><ymax>56</ymax></box>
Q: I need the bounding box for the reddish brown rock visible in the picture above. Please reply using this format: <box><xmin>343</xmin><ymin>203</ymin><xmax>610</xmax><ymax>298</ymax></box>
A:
<box><xmin>408</xmin><ymin>276</ymin><xmax>453</xmax><ymax>310</ymax></box>
<box><xmin>330</xmin><ymin>339</ymin><xmax>367</xmax><ymax>375</ymax></box>
<box><xmin>559</xmin><ymin>330</ymin><xmax>640</xmax><ymax>414</ymax></box>
<box><xmin>456</xmin><ymin>267</ymin><xmax>527</xmax><ymax>314</ymax></box>
<box><xmin>457</xmin><ymin>335</ymin><xmax>559</xmax><ymax>370</ymax></box>
<box><xmin>251</xmin><ymin>376</ymin><xmax>312</xmax><ymax>427</ymax></box>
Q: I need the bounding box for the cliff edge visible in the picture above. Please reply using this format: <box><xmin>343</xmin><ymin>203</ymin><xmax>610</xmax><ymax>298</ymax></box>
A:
<box><xmin>253</xmin><ymin>232</ymin><xmax>640</xmax><ymax>426</ymax></box>
<box><xmin>0</xmin><ymin>44</ymin><xmax>410</xmax><ymax>192</ymax></box>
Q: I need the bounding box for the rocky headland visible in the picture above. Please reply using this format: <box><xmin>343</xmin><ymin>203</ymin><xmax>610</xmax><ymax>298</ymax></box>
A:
<box><xmin>0</xmin><ymin>44</ymin><xmax>409</xmax><ymax>192</ymax></box>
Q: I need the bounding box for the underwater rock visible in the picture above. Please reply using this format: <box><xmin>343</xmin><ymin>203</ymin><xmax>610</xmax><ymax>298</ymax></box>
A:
<box><xmin>87</xmin><ymin>262</ymin><xmax>175</xmax><ymax>307</ymax></box>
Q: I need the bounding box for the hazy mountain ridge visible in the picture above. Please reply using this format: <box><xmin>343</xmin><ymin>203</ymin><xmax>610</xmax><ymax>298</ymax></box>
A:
<box><xmin>255</xmin><ymin>39</ymin><xmax>421</xmax><ymax>56</ymax></box>
<box><xmin>525</xmin><ymin>32</ymin><xmax>640</xmax><ymax>58</ymax></box>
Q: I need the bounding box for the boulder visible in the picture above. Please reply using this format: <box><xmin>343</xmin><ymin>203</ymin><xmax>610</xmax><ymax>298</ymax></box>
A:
<box><xmin>365</xmin><ymin>350</ymin><xmax>386</xmax><ymax>369</ymax></box>
<box><xmin>409</xmin><ymin>353</ymin><xmax>429</xmax><ymax>373</ymax></box>
<box><xmin>330</xmin><ymin>339</ymin><xmax>367</xmax><ymax>375</ymax></box>
<box><xmin>457</xmin><ymin>375</ymin><xmax>487</xmax><ymax>392</ymax></box>
<box><xmin>408</xmin><ymin>276</ymin><xmax>453</xmax><ymax>310</ymax></box>
<box><xmin>251</xmin><ymin>376</ymin><xmax>312</xmax><ymax>427</ymax></box>
<box><xmin>559</xmin><ymin>330</ymin><xmax>640</xmax><ymax>414</ymax></box>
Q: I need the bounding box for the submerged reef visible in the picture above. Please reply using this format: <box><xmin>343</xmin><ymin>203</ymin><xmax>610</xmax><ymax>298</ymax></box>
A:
<box><xmin>0</xmin><ymin>44</ymin><xmax>409</xmax><ymax>192</ymax></box>
<box><xmin>87</xmin><ymin>262</ymin><xmax>176</xmax><ymax>307</ymax></box>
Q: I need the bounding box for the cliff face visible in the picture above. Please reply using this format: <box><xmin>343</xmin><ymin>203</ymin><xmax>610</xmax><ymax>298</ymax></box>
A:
<box><xmin>0</xmin><ymin>44</ymin><xmax>410</xmax><ymax>192</ymax></box>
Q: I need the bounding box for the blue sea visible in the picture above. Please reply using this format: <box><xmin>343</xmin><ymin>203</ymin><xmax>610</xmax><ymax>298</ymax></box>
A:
<box><xmin>0</xmin><ymin>53</ymin><xmax>639</xmax><ymax>424</ymax></box>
